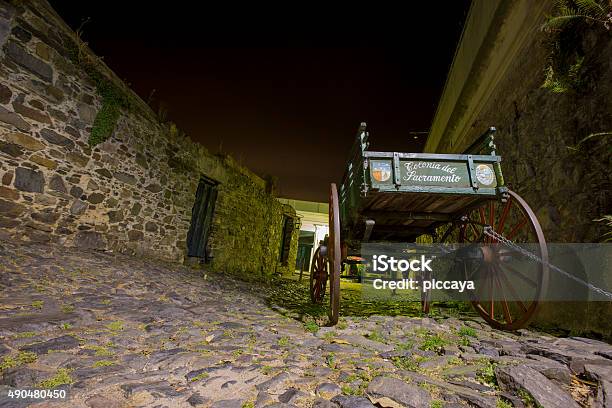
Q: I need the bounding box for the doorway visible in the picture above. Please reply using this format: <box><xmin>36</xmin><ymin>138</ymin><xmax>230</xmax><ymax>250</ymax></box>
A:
<box><xmin>187</xmin><ymin>177</ymin><xmax>218</xmax><ymax>260</ymax></box>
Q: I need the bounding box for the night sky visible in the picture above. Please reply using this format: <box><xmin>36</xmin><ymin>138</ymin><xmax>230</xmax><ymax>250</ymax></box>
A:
<box><xmin>50</xmin><ymin>2</ymin><xmax>471</xmax><ymax>201</ymax></box>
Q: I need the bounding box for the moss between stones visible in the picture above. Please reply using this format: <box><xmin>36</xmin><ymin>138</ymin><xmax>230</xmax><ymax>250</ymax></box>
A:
<box><xmin>66</xmin><ymin>38</ymin><xmax>134</xmax><ymax>147</ymax></box>
<box><xmin>38</xmin><ymin>368</ymin><xmax>74</xmax><ymax>388</ymax></box>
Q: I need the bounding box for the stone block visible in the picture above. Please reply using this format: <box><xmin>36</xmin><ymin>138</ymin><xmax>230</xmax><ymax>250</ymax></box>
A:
<box><xmin>6</xmin><ymin>41</ymin><xmax>53</xmax><ymax>82</ymax></box>
<box><xmin>40</xmin><ymin>128</ymin><xmax>74</xmax><ymax>148</ymax></box>
<box><xmin>0</xmin><ymin>105</ymin><xmax>30</xmax><ymax>131</ymax></box>
<box><xmin>49</xmin><ymin>175</ymin><xmax>67</xmax><ymax>193</ymax></box>
<box><xmin>70</xmin><ymin>199</ymin><xmax>88</xmax><ymax>215</ymax></box>
<box><xmin>0</xmin><ymin>83</ymin><xmax>12</xmax><ymax>104</ymax></box>
<box><xmin>30</xmin><ymin>154</ymin><xmax>57</xmax><ymax>169</ymax></box>
<box><xmin>69</xmin><ymin>185</ymin><xmax>83</xmax><ymax>198</ymax></box>
<box><xmin>107</xmin><ymin>210</ymin><xmax>123</xmax><ymax>223</ymax></box>
<box><xmin>74</xmin><ymin>230</ymin><xmax>106</xmax><ymax>250</ymax></box>
<box><xmin>87</xmin><ymin>192</ymin><xmax>105</xmax><ymax>204</ymax></box>
<box><xmin>114</xmin><ymin>171</ymin><xmax>137</xmax><ymax>185</ymax></box>
<box><xmin>0</xmin><ymin>140</ymin><xmax>23</xmax><ymax>157</ymax></box>
<box><xmin>66</xmin><ymin>151</ymin><xmax>89</xmax><ymax>167</ymax></box>
<box><xmin>3</xmin><ymin>131</ymin><xmax>45</xmax><ymax>151</ymax></box>
<box><xmin>14</xmin><ymin>167</ymin><xmax>44</xmax><ymax>193</ymax></box>
<box><xmin>12</xmin><ymin>102</ymin><xmax>50</xmax><ymax>123</ymax></box>
<box><xmin>2</xmin><ymin>171</ymin><xmax>13</xmax><ymax>185</ymax></box>
<box><xmin>128</xmin><ymin>230</ymin><xmax>144</xmax><ymax>241</ymax></box>
<box><xmin>31</xmin><ymin>210</ymin><xmax>60</xmax><ymax>224</ymax></box>
<box><xmin>0</xmin><ymin>186</ymin><xmax>19</xmax><ymax>200</ymax></box>
<box><xmin>0</xmin><ymin>198</ymin><xmax>25</xmax><ymax>217</ymax></box>
<box><xmin>94</xmin><ymin>168</ymin><xmax>112</xmax><ymax>179</ymax></box>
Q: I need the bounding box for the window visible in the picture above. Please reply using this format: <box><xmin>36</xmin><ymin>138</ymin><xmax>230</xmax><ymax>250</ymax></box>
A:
<box><xmin>279</xmin><ymin>215</ymin><xmax>294</xmax><ymax>265</ymax></box>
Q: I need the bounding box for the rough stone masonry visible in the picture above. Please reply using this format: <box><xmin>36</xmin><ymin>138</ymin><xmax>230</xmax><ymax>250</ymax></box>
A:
<box><xmin>0</xmin><ymin>0</ymin><xmax>298</xmax><ymax>277</ymax></box>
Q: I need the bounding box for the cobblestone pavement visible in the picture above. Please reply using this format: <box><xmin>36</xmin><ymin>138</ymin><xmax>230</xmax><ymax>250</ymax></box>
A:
<box><xmin>0</xmin><ymin>241</ymin><xmax>610</xmax><ymax>408</ymax></box>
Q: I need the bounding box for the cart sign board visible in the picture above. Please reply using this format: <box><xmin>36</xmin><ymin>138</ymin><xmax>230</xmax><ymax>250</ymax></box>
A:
<box><xmin>369</xmin><ymin>159</ymin><xmax>497</xmax><ymax>189</ymax></box>
<box><xmin>401</xmin><ymin>160</ymin><xmax>470</xmax><ymax>188</ymax></box>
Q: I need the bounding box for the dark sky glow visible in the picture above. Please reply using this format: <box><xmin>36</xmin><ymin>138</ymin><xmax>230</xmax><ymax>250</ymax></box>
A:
<box><xmin>51</xmin><ymin>2</ymin><xmax>471</xmax><ymax>201</ymax></box>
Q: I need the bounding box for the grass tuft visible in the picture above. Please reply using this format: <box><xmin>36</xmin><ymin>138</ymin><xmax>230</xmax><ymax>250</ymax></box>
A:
<box><xmin>38</xmin><ymin>368</ymin><xmax>74</xmax><ymax>388</ymax></box>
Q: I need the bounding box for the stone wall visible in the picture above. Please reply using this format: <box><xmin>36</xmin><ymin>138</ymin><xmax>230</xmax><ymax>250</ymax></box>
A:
<box><xmin>439</xmin><ymin>21</ymin><xmax>611</xmax><ymax>245</ymax></box>
<box><xmin>0</xmin><ymin>0</ymin><xmax>298</xmax><ymax>279</ymax></box>
<box><xmin>435</xmin><ymin>13</ymin><xmax>611</xmax><ymax>336</ymax></box>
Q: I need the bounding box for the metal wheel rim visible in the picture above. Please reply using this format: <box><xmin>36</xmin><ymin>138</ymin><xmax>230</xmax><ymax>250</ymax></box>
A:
<box><xmin>328</xmin><ymin>183</ymin><xmax>341</xmax><ymax>325</ymax></box>
<box><xmin>447</xmin><ymin>190</ymin><xmax>548</xmax><ymax>330</ymax></box>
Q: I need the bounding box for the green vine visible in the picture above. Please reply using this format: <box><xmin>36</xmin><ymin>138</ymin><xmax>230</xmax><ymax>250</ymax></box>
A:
<box><xmin>65</xmin><ymin>25</ymin><xmax>134</xmax><ymax>146</ymax></box>
<box><xmin>541</xmin><ymin>0</ymin><xmax>612</xmax><ymax>93</ymax></box>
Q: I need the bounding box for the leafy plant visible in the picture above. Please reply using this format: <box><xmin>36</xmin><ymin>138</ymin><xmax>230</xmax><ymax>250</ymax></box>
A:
<box><xmin>31</xmin><ymin>300</ymin><xmax>44</xmax><ymax>309</ymax></box>
<box><xmin>0</xmin><ymin>352</ymin><xmax>37</xmax><ymax>372</ymax></box>
<box><xmin>541</xmin><ymin>0</ymin><xmax>612</xmax><ymax>93</ymax></box>
<box><xmin>391</xmin><ymin>356</ymin><xmax>418</xmax><ymax>371</ymax></box>
<box><xmin>304</xmin><ymin>321</ymin><xmax>319</xmax><ymax>333</ymax></box>
<box><xmin>92</xmin><ymin>360</ymin><xmax>115</xmax><ymax>368</ymax></box>
<box><xmin>38</xmin><ymin>368</ymin><xmax>74</xmax><ymax>388</ymax></box>
<box><xmin>325</xmin><ymin>352</ymin><xmax>336</xmax><ymax>369</ymax></box>
<box><xmin>190</xmin><ymin>372</ymin><xmax>209</xmax><ymax>382</ymax></box>
<box><xmin>458</xmin><ymin>326</ymin><xmax>477</xmax><ymax>338</ymax></box>
<box><xmin>13</xmin><ymin>332</ymin><xmax>36</xmax><ymax>339</ymax></box>
<box><xmin>476</xmin><ymin>360</ymin><xmax>498</xmax><ymax>387</ymax></box>
<box><xmin>496</xmin><ymin>398</ymin><xmax>514</xmax><ymax>408</ymax></box>
<box><xmin>365</xmin><ymin>330</ymin><xmax>385</xmax><ymax>343</ymax></box>
<box><xmin>594</xmin><ymin>215</ymin><xmax>612</xmax><ymax>242</ymax></box>
<box><xmin>542</xmin><ymin>0</ymin><xmax>612</xmax><ymax>30</ymax></box>
<box><xmin>61</xmin><ymin>304</ymin><xmax>75</xmax><ymax>313</ymax></box>
<box><xmin>106</xmin><ymin>321</ymin><xmax>123</xmax><ymax>332</ymax></box>
<box><xmin>65</xmin><ymin>21</ymin><xmax>136</xmax><ymax>147</ymax></box>
<box><xmin>419</xmin><ymin>334</ymin><xmax>447</xmax><ymax>352</ymax></box>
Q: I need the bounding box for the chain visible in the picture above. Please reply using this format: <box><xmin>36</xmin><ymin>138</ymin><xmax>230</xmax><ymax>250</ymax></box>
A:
<box><xmin>483</xmin><ymin>226</ymin><xmax>612</xmax><ymax>300</ymax></box>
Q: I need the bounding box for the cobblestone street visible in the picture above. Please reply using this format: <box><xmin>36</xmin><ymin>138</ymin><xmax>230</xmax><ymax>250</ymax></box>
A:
<box><xmin>0</xmin><ymin>241</ymin><xmax>610</xmax><ymax>408</ymax></box>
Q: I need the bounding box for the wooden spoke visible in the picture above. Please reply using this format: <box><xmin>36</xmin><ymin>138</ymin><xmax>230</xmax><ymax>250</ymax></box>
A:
<box><xmin>497</xmin><ymin>265</ymin><xmax>528</xmax><ymax>313</ymax></box>
<box><xmin>479</xmin><ymin>207</ymin><xmax>487</xmax><ymax>225</ymax></box>
<box><xmin>469</xmin><ymin>223</ymin><xmax>480</xmax><ymax>240</ymax></box>
<box><xmin>507</xmin><ymin>217</ymin><xmax>528</xmax><ymax>241</ymax></box>
<box><xmin>500</xmin><ymin>263</ymin><xmax>537</xmax><ymax>287</ymax></box>
<box><xmin>488</xmin><ymin>201</ymin><xmax>495</xmax><ymax>243</ymax></box>
<box><xmin>489</xmin><ymin>270</ymin><xmax>494</xmax><ymax>317</ymax></box>
<box><xmin>310</xmin><ymin>247</ymin><xmax>328</xmax><ymax>304</ymax></box>
<box><xmin>494</xmin><ymin>273</ymin><xmax>512</xmax><ymax>324</ymax></box>
<box><xmin>496</xmin><ymin>197</ymin><xmax>513</xmax><ymax>234</ymax></box>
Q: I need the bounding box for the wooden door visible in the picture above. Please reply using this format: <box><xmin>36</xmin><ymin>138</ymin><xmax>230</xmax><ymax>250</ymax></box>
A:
<box><xmin>187</xmin><ymin>177</ymin><xmax>218</xmax><ymax>259</ymax></box>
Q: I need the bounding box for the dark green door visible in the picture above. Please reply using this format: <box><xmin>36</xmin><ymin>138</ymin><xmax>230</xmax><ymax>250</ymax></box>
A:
<box><xmin>187</xmin><ymin>177</ymin><xmax>218</xmax><ymax>259</ymax></box>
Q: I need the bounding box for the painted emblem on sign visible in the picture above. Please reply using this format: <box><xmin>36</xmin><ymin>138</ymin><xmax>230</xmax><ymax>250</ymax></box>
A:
<box><xmin>372</xmin><ymin>161</ymin><xmax>391</xmax><ymax>182</ymax></box>
<box><xmin>475</xmin><ymin>164</ymin><xmax>495</xmax><ymax>185</ymax></box>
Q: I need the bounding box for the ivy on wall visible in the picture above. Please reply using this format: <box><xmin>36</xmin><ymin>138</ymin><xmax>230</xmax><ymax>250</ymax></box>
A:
<box><xmin>66</xmin><ymin>29</ymin><xmax>134</xmax><ymax>146</ymax></box>
<box><xmin>540</xmin><ymin>0</ymin><xmax>612</xmax><ymax>93</ymax></box>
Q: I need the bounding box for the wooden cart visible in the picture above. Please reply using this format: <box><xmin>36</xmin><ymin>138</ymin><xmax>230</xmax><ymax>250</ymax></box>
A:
<box><xmin>310</xmin><ymin>123</ymin><xmax>548</xmax><ymax>330</ymax></box>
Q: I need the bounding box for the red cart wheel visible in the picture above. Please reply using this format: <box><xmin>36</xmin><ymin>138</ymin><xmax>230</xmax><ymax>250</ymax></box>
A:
<box><xmin>328</xmin><ymin>183</ymin><xmax>341</xmax><ymax>325</ymax></box>
<box><xmin>445</xmin><ymin>190</ymin><xmax>548</xmax><ymax>330</ymax></box>
<box><xmin>310</xmin><ymin>246</ymin><xmax>328</xmax><ymax>303</ymax></box>
<box><xmin>420</xmin><ymin>269</ymin><xmax>432</xmax><ymax>314</ymax></box>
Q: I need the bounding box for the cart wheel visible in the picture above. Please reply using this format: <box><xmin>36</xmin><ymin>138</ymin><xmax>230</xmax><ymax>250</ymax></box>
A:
<box><xmin>449</xmin><ymin>190</ymin><xmax>548</xmax><ymax>331</ymax></box>
<box><xmin>328</xmin><ymin>183</ymin><xmax>341</xmax><ymax>325</ymax></box>
<box><xmin>420</xmin><ymin>270</ymin><xmax>432</xmax><ymax>314</ymax></box>
<box><xmin>310</xmin><ymin>246</ymin><xmax>328</xmax><ymax>303</ymax></box>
